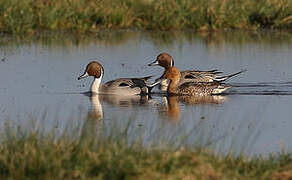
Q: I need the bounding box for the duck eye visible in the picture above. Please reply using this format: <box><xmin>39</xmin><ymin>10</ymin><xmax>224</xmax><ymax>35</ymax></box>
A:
<box><xmin>119</xmin><ymin>83</ymin><xmax>130</xmax><ymax>87</ymax></box>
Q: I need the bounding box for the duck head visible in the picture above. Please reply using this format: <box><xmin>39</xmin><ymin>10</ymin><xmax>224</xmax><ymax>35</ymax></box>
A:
<box><xmin>78</xmin><ymin>61</ymin><xmax>104</xmax><ymax>80</ymax></box>
<box><xmin>148</xmin><ymin>53</ymin><xmax>174</xmax><ymax>69</ymax></box>
<box><xmin>78</xmin><ymin>61</ymin><xmax>104</xmax><ymax>94</ymax></box>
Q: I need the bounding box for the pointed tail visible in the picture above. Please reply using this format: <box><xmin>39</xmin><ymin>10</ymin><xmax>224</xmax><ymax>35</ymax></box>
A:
<box><xmin>214</xmin><ymin>69</ymin><xmax>247</xmax><ymax>82</ymax></box>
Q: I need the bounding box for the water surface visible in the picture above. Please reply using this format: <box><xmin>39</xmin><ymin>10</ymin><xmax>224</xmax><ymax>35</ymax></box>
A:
<box><xmin>1</xmin><ymin>31</ymin><xmax>292</xmax><ymax>156</ymax></box>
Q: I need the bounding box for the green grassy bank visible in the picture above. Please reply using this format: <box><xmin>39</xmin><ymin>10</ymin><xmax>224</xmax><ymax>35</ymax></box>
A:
<box><xmin>0</xmin><ymin>0</ymin><xmax>291</xmax><ymax>34</ymax></box>
<box><xmin>0</xmin><ymin>122</ymin><xmax>291</xmax><ymax>179</ymax></box>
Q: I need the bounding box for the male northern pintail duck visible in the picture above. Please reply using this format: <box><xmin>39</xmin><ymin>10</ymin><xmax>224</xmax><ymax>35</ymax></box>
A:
<box><xmin>148</xmin><ymin>52</ymin><xmax>245</xmax><ymax>91</ymax></box>
<box><xmin>78</xmin><ymin>61</ymin><xmax>160</xmax><ymax>95</ymax></box>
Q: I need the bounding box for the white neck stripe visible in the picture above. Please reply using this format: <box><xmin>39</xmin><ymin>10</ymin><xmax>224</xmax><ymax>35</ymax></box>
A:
<box><xmin>90</xmin><ymin>71</ymin><xmax>103</xmax><ymax>93</ymax></box>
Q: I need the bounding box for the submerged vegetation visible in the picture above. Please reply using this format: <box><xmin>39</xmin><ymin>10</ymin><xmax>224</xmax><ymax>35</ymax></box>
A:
<box><xmin>0</xmin><ymin>0</ymin><xmax>292</xmax><ymax>34</ymax></box>
<box><xmin>0</xmin><ymin>119</ymin><xmax>291</xmax><ymax>179</ymax></box>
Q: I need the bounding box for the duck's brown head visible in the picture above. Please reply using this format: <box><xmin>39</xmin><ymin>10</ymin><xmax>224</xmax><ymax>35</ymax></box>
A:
<box><xmin>78</xmin><ymin>61</ymin><xmax>104</xmax><ymax>80</ymax></box>
<box><xmin>148</xmin><ymin>53</ymin><xmax>174</xmax><ymax>69</ymax></box>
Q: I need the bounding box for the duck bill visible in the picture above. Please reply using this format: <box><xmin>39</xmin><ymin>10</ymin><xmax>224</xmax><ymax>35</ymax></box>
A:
<box><xmin>78</xmin><ymin>72</ymin><xmax>89</xmax><ymax>80</ymax></box>
<box><xmin>148</xmin><ymin>60</ymin><xmax>159</xmax><ymax>66</ymax></box>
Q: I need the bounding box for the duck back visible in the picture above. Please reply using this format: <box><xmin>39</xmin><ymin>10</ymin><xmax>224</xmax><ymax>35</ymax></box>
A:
<box><xmin>178</xmin><ymin>82</ymin><xmax>231</xmax><ymax>96</ymax></box>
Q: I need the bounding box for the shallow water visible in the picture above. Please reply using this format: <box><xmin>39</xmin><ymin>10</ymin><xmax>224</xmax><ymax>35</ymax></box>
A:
<box><xmin>1</xmin><ymin>31</ymin><xmax>292</xmax><ymax>156</ymax></box>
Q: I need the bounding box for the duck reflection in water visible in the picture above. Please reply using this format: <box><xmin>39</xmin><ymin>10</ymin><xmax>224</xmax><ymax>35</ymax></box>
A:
<box><xmin>87</xmin><ymin>93</ymin><xmax>103</xmax><ymax>120</ymax></box>
<box><xmin>159</xmin><ymin>95</ymin><xmax>227</xmax><ymax>122</ymax></box>
<box><xmin>83</xmin><ymin>93</ymin><xmax>150</xmax><ymax>127</ymax></box>
<box><xmin>80</xmin><ymin>93</ymin><xmax>153</xmax><ymax>145</ymax></box>
<box><xmin>81</xmin><ymin>92</ymin><xmax>152</xmax><ymax>137</ymax></box>
<box><xmin>79</xmin><ymin>93</ymin><xmax>103</xmax><ymax>146</ymax></box>
<box><xmin>98</xmin><ymin>94</ymin><xmax>150</xmax><ymax>107</ymax></box>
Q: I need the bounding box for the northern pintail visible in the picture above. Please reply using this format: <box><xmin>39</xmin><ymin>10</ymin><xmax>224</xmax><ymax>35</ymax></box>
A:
<box><xmin>78</xmin><ymin>61</ymin><xmax>160</xmax><ymax>95</ymax></box>
<box><xmin>158</xmin><ymin>65</ymin><xmax>231</xmax><ymax>96</ymax></box>
<box><xmin>148</xmin><ymin>52</ymin><xmax>245</xmax><ymax>91</ymax></box>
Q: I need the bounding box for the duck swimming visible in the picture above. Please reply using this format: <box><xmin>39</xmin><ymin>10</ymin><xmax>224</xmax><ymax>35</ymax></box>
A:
<box><xmin>148</xmin><ymin>52</ymin><xmax>245</xmax><ymax>91</ymax></box>
<box><xmin>78</xmin><ymin>61</ymin><xmax>160</xmax><ymax>95</ymax></box>
<box><xmin>160</xmin><ymin>65</ymin><xmax>231</xmax><ymax>96</ymax></box>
